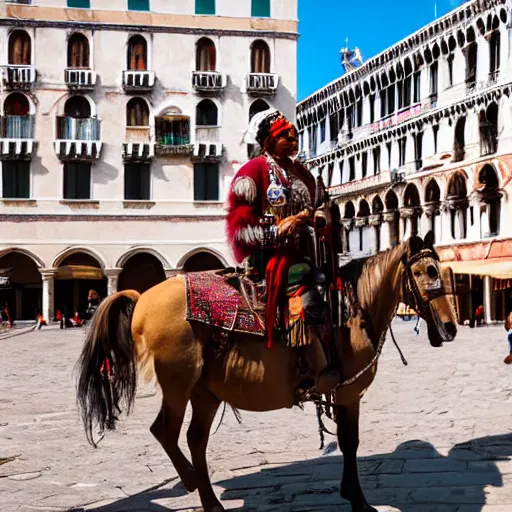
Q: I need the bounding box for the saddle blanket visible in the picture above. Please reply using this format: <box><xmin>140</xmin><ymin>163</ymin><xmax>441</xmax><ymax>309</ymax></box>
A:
<box><xmin>185</xmin><ymin>271</ymin><xmax>265</xmax><ymax>337</ymax></box>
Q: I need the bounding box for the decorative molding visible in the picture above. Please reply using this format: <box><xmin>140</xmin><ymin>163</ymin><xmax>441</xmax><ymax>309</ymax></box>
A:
<box><xmin>0</xmin><ymin>214</ymin><xmax>226</xmax><ymax>223</ymax></box>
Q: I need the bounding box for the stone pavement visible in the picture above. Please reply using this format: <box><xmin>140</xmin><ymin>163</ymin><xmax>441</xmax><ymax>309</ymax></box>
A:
<box><xmin>1</xmin><ymin>320</ymin><xmax>512</xmax><ymax>512</ymax></box>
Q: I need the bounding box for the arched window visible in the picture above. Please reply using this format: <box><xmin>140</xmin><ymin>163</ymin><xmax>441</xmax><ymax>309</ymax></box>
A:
<box><xmin>196</xmin><ymin>38</ymin><xmax>216</xmax><ymax>72</ymax></box>
<box><xmin>4</xmin><ymin>93</ymin><xmax>29</xmax><ymax>116</ymax></box>
<box><xmin>64</xmin><ymin>96</ymin><xmax>91</xmax><ymax>118</ymax></box>
<box><xmin>196</xmin><ymin>99</ymin><xmax>218</xmax><ymax>126</ymax></box>
<box><xmin>67</xmin><ymin>33</ymin><xmax>90</xmax><ymax>69</ymax></box>
<box><xmin>489</xmin><ymin>30</ymin><xmax>501</xmax><ymax>77</ymax></box>
<box><xmin>8</xmin><ymin>30</ymin><xmax>31</xmax><ymax>65</ymax></box>
<box><xmin>251</xmin><ymin>40</ymin><xmax>271</xmax><ymax>73</ymax></box>
<box><xmin>447</xmin><ymin>173</ymin><xmax>468</xmax><ymax>240</ymax></box>
<box><xmin>403</xmin><ymin>183</ymin><xmax>421</xmax><ymax>237</ymax></box>
<box><xmin>480</xmin><ymin>103</ymin><xmax>499</xmax><ymax>156</ymax></box>
<box><xmin>126</xmin><ymin>98</ymin><xmax>149</xmax><ymax>127</ymax></box>
<box><xmin>425</xmin><ymin>179</ymin><xmax>441</xmax><ymax>242</ymax></box>
<box><xmin>127</xmin><ymin>35</ymin><xmax>147</xmax><ymax>71</ymax></box>
<box><xmin>249</xmin><ymin>99</ymin><xmax>270</xmax><ymax>120</ymax></box>
<box><xmin>385</xmin><ymin>190</ymin><xmax>400</xmax><ymax>247</ymax></box>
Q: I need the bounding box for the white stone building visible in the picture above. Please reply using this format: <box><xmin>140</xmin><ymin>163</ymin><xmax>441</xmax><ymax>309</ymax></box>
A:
<box><xmin>298</xmin><ymin>0</ymin><xmax>512</xmax><ymax>324</ymax></box>
<box><xmin>0</xmin><ymin>0</ymin><xmax>298</xmax><ymax>322</ymax></box>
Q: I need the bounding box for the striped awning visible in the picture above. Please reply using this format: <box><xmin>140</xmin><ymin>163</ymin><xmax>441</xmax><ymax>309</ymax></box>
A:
<box><xmin>441</xmin><ymin>258</ymin><xmax>512</xmax><ymax>280</ymax></box>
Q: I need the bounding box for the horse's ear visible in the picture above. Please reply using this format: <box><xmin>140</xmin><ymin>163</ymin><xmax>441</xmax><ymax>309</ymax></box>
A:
<box><xmin>424</xmin><ymin>230</ymin><xmax>435</xmax><ymax>250</ymax></box>
<box><xmin>408</xmin><ymin>236</ymin><xmax>423</xmax><ymax>256</ymax></box>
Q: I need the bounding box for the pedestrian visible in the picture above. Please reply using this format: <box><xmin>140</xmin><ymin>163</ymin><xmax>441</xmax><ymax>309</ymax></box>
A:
<box><xmin>504</xmin><ymin>312</ymin><xmax>512</xmax><ymax>365</ymax></box>
<box><xmin>475</xmin><ymin>304</ymin><xmax>484</xmax><ymax>327</ymax></box>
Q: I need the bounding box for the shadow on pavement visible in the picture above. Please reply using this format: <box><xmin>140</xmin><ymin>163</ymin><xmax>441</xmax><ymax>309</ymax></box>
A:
<box><xmin>85</xmin><ymin>433</ymin><xmax>512</xmax><ymax>512</ymax></box>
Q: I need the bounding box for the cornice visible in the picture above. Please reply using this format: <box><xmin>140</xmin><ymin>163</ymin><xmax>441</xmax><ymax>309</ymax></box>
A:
<box><xmin>0</xmin><ymin>214</ymin><xmax>226</xmax><ymax>222</ymax></box>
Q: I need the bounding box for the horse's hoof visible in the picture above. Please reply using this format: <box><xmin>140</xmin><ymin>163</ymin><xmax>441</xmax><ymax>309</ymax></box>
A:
<box><xmin>182</xmin><ymin>470</ymin><xmax>198</xmax><ymax>493</ymax></box>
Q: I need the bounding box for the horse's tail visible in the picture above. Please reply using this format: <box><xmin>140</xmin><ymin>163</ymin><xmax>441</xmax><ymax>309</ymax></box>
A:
<box><xmin>76</xmin><ymin>290</ymin><xmax>140</xmax><ymax>447</ymax></box>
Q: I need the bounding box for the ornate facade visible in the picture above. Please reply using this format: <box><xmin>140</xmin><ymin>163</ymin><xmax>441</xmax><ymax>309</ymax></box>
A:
<box><xmin>0</xmin><ymin>0</ymin><xmax>298</xmax><ymax>321</ymax></box>
<box><xmin>298</xmin><ymin>0</ymin><xmax>512</xmax><ymax>324</ymax></box>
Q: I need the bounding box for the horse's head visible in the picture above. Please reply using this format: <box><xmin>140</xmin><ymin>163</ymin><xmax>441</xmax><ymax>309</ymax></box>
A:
<box><xmin>402</xmin><ymin>231</ymin><xmax>458</xmax><ymax>347</ymax></box>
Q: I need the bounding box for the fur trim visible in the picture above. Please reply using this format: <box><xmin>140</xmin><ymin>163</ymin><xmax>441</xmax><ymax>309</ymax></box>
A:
<box><xmin>226</xmin><ymin>204</ymin><xmax>261</xmax><ymax>263</ymax></box>
<box><xmin>232</xmin><ymin>176</ymin><xmax>257</xmax><ymax>204</ymax></box>
<box><xmin>235</xmin><ymin>224</ymin><xmax>264</xmax><ymax>245</ymax></box>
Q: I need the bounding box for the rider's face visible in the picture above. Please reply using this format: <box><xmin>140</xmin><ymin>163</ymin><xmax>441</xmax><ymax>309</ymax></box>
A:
<box><xmin>273</xmin><ymin>127</ymin><xmax>299</xmax><ymax>159</ymax></box>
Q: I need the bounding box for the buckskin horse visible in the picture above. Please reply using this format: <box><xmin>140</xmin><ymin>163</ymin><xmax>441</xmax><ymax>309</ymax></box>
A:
<box><xmin>76</xmin><ymin>230</ymin><xmax>457</xmax><ymax>512</ymax></box>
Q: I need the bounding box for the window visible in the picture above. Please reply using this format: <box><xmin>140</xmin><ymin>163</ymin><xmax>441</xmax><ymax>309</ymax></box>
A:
<box><xmin>356</xmin><ymin>98</ymin><xmax>363</xmax><ymax>127</ymax></box>
<box><xmin>414</xmin><ymin>132</ymin><xmax>423</xmax><ymax>170</ymax></box>
<box><xmin>309</xmin><ymin>124</ymin><xmax>317</xmax><ymax>156</ymax></box>
<box><xmin>338</xmin><ymin>160</ymin><xmax>344</xmax><ymax>184</ymax></box>
<box><xmin>413</xmin><ymin>70</ymin><xmax>421</xmax><ymax>103</ymax></box>
<box><xmin>63</xmin><ymin>162</ymin><xmax>91</xmax><ymax>200</ymax></box>
<box><xmin>447</xmin><ymin>54</ymin><xmax>454</xmax><ymax>87</ymax></box>
<box><xmin>2</xmin><ymin>160</ymin><xmax>29</xmax><ymax>199</ymax></box>
<box><xmin>329</xmin><ymin>108</ymin><xmax>339</xmax><ymax>142</ymax></box>
<box><xmin>195</xmin><ymin>0</ymin><xmax>215</xmax><ymax>15</ymax></box>
<box><xmin>127</xmin><ymin>35</ymin><xmax>147</xmax><ymax>70</ymax></box>
<box><xmin>194</xmin><ymin>163</ymin><xmax>219</xmax><ymax>201</ymax></box>
<box><xmin>369</xmin><ymin>94</ymin><xmax>375</xmax><ymax>123</ymax></box>
<box><xmin>196</xmin><ymin>38</ymin><xmax>216</xmax><ymax>71</ymax></box>
<box><xmin>126</xmin><ymin>98</ymin><xmax>149</xmax><ymax>126</ymax></box>
<box><xmin>361</xmin><ymin>152</ymin><xmax>368</xmax><ymax>178</ymax></box>
<box><xmin>8</xmin><ymin>30</ymin><xmax>31</xmax><ymax>65</ymax></box>
<box><xmin>3</xmin><ymin>94</ymin><xmax>32</xmax><ymax>138</ymax></box>
<box><xmin>196</xmin><ymin>99</ymin><xmax>218</xmax><ymax>126</ymax></box>
<box><xmin>251</xmin><ymin>40</ymin><xmax>271</xmax><ymax>73</ymax></box>
<box><xmin>433</xmin><ymin>124</ymin><xmax>439</xmax><ymax>154</ymax></box>
<box><xmin>128</xmin><ymin>0</ymin><xmax>149</xmax><ymax>11</ymax></box>
<box><xmin>454</xmin><ymin>117</ymin><xmax>466</xmax><ymax>162</ymax></box>
<box><xmin>387</xmin><ymin>83</ymin><xmax>395</xmax><ymax>115</ymax></box>
<box><xmin>64</xmin><ymin>96</ymin><xmax>91</xmax><ymax>118</ymax></box>
<box><xmin>320</xmin><ymin>118</ymin><xmax>326</xmax><ymax>143</ymax></box>
<box><xmin>349</xmin><ymin>156</ymin><xmax>355</xmax><ymax>181</ymax></box>
<box><xmin>380</xmin><ymin>88</ymin><xmax>387</xmax><ymax>118</ymax></box>
<box><xmin>479</xmin><ymin>103</ymin><xmax>499</xmax><ymax>156</ymax></box>
<box><xmin>252</xmin><ymin>0</ymin><xmax>270</xmax><ymax>17</ymax></box>
<box><xmin>386</xmin><ymin>141</ymin><xmax>392</xmax><ymax>168</ymax></box>
<box><xmin>156</xmin><ymin>116</ymin><xmax>190</xmax><ymax>146</ymax></box>
<box><xmin>373</xmin><ymin>146</ymin><xmax>381</xmax><ymax>175</ymax></box>
<box><xmin>490</xmin><ymin>31</ymin><xmax>501</xmax><ymax>77</ymax></box>
<box><xmin>466</xmin><ymin>43</ymin><xmax>477</xmax><ymax>85</ymax></box>
<box><xmin>125</xmin><ymin>163</ymin><xmax>150</xmax><ymax>200</ymax></box>
<box><xmin>4</xmin><ymin>92</ymin><xmax>29</xmax><ymax>116</ymax></box>
<box><xmin>429</xmin><ymin>61</ymin><xmax>438</xmax><ymax>98</ymax></box>
<box><xmin>67</xmin><ymin>33</ymin><xmax>90</xmax><ymax>69</ymax></box>
<box><xmin>398</xmin><ymin>137</ymin><xmax>407</xmax><ymax>166</ymax></box>
<box><xmin>403</xmin><ymin>75</ymin><xmax>412</xmax><ymax>107</ymax></box>
<box><xmin>67</xmin><ymin>0</ymin><xmax>90</xmax><ymax>9</ymax></box>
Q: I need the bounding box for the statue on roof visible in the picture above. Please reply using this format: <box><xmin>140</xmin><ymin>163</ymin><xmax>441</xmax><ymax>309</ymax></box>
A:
<box><xmin>340</xmin><ymin>38</ymin><xmax>363</xmax><ymax>74</ymax></box>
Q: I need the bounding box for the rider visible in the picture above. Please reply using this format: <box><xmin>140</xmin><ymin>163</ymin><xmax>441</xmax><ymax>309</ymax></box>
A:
<box><xmin>226</xmin><ymin>108</ymin><xmax>339</xmax><ymax>397</ymax></box>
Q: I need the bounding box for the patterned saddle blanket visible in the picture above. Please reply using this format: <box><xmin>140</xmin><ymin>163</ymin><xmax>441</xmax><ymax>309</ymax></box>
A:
<box><xmin>185</xmin><ymin>271</ymin><xmax>266</xmax><ymax>337</ymax></box>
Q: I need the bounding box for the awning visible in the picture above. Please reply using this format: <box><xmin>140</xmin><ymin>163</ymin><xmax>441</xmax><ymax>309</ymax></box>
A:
<box><xmin>54</xmin><ymin>265</ymin><xmax>105</xmax><ymax>281</ymax></box>
<box><xmin>441</xmin><ymin>258</ymin><xmax>512</xmax><ymax>279</ymax></box>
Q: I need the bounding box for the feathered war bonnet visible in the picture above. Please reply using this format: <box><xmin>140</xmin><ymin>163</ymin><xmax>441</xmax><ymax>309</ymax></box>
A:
<box><xmin>242</xmin><ymin>108</ymin><xmax>294</xmax><ymax>148</ymax></box>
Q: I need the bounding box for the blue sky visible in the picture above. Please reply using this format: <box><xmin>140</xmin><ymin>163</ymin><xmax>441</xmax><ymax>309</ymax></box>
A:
<box><xmin>298</xmin><ymin>0</ymin><xmax>463</xmax><ymax>100</ymax></box>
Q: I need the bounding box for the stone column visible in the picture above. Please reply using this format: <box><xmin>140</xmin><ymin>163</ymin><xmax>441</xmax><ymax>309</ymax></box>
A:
<box><xmin>105</xmin><ymin>268</ymin><xmax>122</xmax><ymax>296</ymax></box>
<box><xmin>368</xmin><ymin>214</ymin><xmax>381</xmax><ymax>254</ymax></box>
<box><xmin>382</xmin><ymin>211</ymin><xmax>395</xmax><ymax>249</ymax></box>
<box><xmin>423</xmin><ymin>204</ymin><xmax>440</xmax><ymax>242</ymax></box>
<box><xmin>341</xmin><ymin>219</ymin><xmax>353</xmax><ymax>255</ymax></box>
<box><xmin>40</xmin><ymin>269</ymin><xmax>56</xmax><ymax>323</ymax></box>
<box><xmin>483</xmin><ymin>275</ymin><xmax>493</xmax><ymax>324</ymax></box>
<box><xmin>440</xmin><ymin>203</ymin><xmax>453</xmax><ymax>245</ymax></box>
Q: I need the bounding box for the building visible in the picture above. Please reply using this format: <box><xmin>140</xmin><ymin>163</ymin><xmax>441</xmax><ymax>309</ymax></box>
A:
<box><xmin>297</xmin><ymin>0</ymin><xmax>512</xmax><ymax>324</ymax></box>
<box><xmin>0</xmin><ymin>0</ymin><xmax>298</xmax><ymax>321</ymax></box>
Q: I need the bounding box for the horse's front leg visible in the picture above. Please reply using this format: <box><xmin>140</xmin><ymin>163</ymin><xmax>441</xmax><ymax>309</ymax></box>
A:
<box><xmin>336</xmin><ymin>400</ymin><xmax>378</xmax><ymax>512</ymax></box>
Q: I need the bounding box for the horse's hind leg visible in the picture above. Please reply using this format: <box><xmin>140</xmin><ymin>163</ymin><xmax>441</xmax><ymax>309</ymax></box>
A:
<box><xmin>150</xmin><ymin>398</ymin><xmax>198</xmax><ymax>492</ymax></box>
<box><xmin>187</xmin><ymin>385</ymin><xmax>223</xmax><ymax>512</ymax></box>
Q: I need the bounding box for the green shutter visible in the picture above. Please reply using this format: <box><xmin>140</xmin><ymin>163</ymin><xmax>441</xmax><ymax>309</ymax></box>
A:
<box><xmin>194</xmin><ymin>164</ymin><xmax>206</xmax><ymax>200</ymax></box>
<box><xmin>2</xmin><ymin>160</ymin><xmax>30</xmax><ymax>199</ymax></box>
<box><xmin>128</xmin><ymin>0</ymin><xmax>150</xmax><ymax>11</ymax></box>
<box><xmin>252</xmin><ymin>0</ymin><xmax>270</xmax><ymax>18</ymax></box>
<box><xmin>64</xmin><ymin>163</ymin><xmax>91</xmax><ymax>199</ymax></box>
<box><xmin>67</xmin><ymin>0</ymin><xmax>91</xmax><ymax>8</ymax></box>
<box><xmin>195</xmin><ymin>0</ymin><xmax>215</xmax><ymax>15</ymax></box>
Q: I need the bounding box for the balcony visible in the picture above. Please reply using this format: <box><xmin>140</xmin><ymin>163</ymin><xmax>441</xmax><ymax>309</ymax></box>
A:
<box><xmin>65</xmin><ymin>69</ymin><xmax>96</xmax><ymax>91</ymax></box>
<box><xmin>122</xmin><ymin>70</ymin><xmax>155</xmax><ymax>92</ymax></box>
<box><xmin>192</xmin><ymin>71</ymin><xmax>227</xmax><ymax>95</ymax></box>
<box><xmin>1</xmin><ymin>65</ymin><xmax>37</xmax><ymax>90</ymax></box>
<box><xmin>0</xmin><ymin>115</ymin><xmax>35</xmax><ymax>160</ymax></box>
<box><xmin>155</xmin><ymin>117</ymin><xmax>193</xmax><ymax>157</ymax></box>
<box><xmin>194</xmin><ymin>127</ymin><xmax>223</xmax><ymax>161</ymax></box>
<box><xmin>246</xmin><ymin>73</ymin><xmax>279</xmax><ymax>96</ymax></box>
<box><xmin>123</xmin><ymin>126</ymin><xmax>153</xmax><ymax>161</ymax></box>
<box><xmin>55</xmin><ymin>116</ymin><xmax>102</xmax><ymax>161</ymax></box>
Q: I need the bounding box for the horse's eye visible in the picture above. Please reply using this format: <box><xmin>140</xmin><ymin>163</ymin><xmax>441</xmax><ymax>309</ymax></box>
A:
<box><xmin>427</xmin><ymin>265</ymin><xmax>439</xmax><ymax>279</ymax></box>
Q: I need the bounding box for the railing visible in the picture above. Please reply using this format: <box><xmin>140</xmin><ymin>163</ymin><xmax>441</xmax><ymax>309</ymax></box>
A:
<box><xmin>2</xmin><ymin>65</ymin><xmax>36</xmax><ymax>86</ymax></box>
<box><xmin>156</xmin><ymin>132</ymin><xmax>190</xmax><ymax>146</ymax></box>
<box><xmin>65</xmin><ymin>69</ymin><xmax>96</xmax><ymax>89</ymax></box>
<box><xmin>192</xmin><ymin>71</ymin><xmax>227</xmax><ymax>91</ymax></box>
<box><xmin>246</xmin><ymin>73</ymin><xmax>279</xmax><ymax>94</ymax></box>
<box><xmin>0</xmin><ymin>116</ymin><xmax>34</xmax><ymax>139</ymax></box>
<box><xmin>56</xmin><ymin>116</ymin><xmax>100</xmax><ymax>140</ymax></box>
<box><xmin>122</xmin><ymin>70</ymin><xmax>155</xmax><ymax>90</ymax></box>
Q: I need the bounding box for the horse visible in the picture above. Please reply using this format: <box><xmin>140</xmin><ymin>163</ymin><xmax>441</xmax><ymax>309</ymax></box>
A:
<box><xmin>76</xmin><ymin>231</ymin><xmax>457</xmax><ymax>512</ymax></box>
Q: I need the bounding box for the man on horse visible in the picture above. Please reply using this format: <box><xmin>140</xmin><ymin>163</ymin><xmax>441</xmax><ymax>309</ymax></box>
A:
<box><xmin>226</xmin><ymin>108</ymin><xmax>340</xmax><ymax>398</ymax></box>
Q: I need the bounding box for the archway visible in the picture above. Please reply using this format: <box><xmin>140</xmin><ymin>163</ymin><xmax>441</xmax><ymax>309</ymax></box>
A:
<box><xmin>54</xmin><ymin>251</ymin><xmax>106</xmax><ymax>318</ymax></box>
<box><xmin>447</xmin><ymin>172</ymin><xmax>468</xmax><ymax>240</ymax></box>
<box><xmin>403</xmin><ymin>183</ymin><xmax>421</xmax><ymax>237</ymax></box>
<box><xmin>478</xmin><ymin>164</ymin><xmax>501</xmax><ymax>237</ymax></box>
<box><xmin>343</xmin><ymin>201</ymin><xmax>356</xmax><ymax>253</ymax></box>
<box><xmin>385</xmin><ymin>190</ymin><xmax>400</xmax><ymax>247</ymax></box>
<box><xmin>0</xmin><ymin>251</ymin><xmax>42</xmax><ymax>321</ymax></box>
<box><xmin>357</xmin><ymin>200</ymin><xmax>371</xmax><ymax>253</ymax></box>
<box><xmin>118</xmin><ymin>253</ymin><xmax>166</xmax><ymax>293</ymax></box>
<box><xmin>182</xmin><ymin>252</ymin><xmax>225</xmax><ymax>272</ymax></box>
<box><xmin>424</xmin><ymin>179</ymin><xmax>441</xmax><ymax>241</ymax></box>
